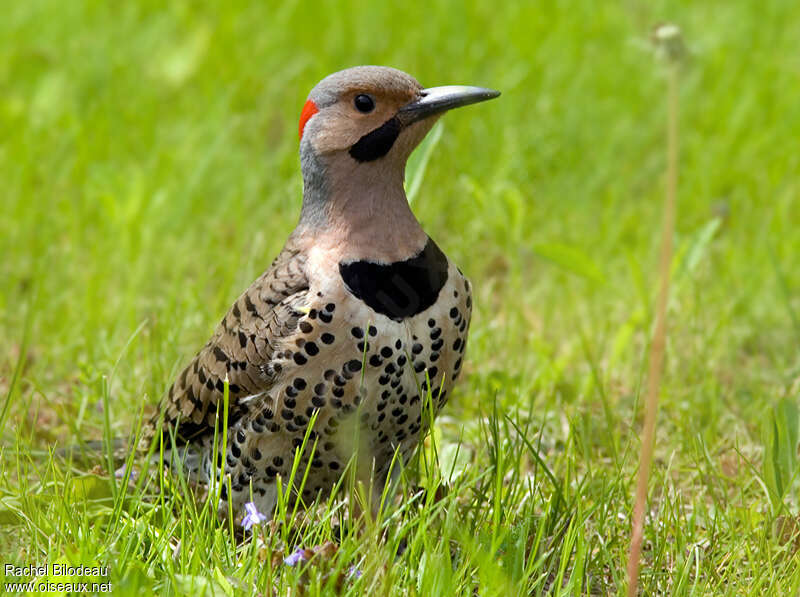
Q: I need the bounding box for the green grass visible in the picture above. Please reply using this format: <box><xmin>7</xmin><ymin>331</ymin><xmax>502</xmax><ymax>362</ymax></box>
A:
<box><xmin>2</xmin><ymin>0</ymin><xmax>800</xmax><ymax>594</ymax></box>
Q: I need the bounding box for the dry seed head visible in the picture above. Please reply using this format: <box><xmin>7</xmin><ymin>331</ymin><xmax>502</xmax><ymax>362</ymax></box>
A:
<box><xmin>651</xmin><ymin>22</ymin><xmax>687</xmax><ymax>64</ymax></box>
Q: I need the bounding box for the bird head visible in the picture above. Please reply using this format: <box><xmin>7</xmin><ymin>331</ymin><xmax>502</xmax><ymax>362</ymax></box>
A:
<box><xmin>299</xmin><ymin>65</ymin><xmax>499</xmax><ymax>167</ymax></box>
<box><xmin>294</xmin><ymin>66</ymin><xmax>499</xmax><ymax>240</ymax></box>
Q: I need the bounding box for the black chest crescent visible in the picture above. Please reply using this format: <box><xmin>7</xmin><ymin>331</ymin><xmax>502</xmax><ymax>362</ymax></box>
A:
<box><xmin>339</xmin><ymin>238</ymin><xmax>449</xmax><ymax>321</ymax></box>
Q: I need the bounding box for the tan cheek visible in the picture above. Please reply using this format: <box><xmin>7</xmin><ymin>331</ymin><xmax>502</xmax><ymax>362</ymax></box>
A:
<box><xmin>312</xmin><ymin>103</ymin><xmax>401</xmax><ymax>154</ymax></box>
<box><xmin>313</xmin><ymin>122</ymin><xmax>358</xmax><ymax>154</ymax></box>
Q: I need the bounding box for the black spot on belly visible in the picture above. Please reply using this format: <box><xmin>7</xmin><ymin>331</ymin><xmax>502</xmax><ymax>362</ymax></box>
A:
<box><xmin>339</xmin><ymin>238</ymin><xmax>448</xmax><ymax>321</ymax></box>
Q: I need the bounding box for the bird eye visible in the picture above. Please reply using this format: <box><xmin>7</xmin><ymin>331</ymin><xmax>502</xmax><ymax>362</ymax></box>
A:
<box><xmin>354</xmin><ymin>94</ymin><xmax>375</xmax><ymax>113</ymax></box>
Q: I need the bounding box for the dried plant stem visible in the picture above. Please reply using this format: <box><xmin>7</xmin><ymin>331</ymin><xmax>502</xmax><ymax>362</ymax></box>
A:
<box><xmin>626</xmin><ymin>62</ymin><xmax>679</xmax><ymax>596</ymax></box>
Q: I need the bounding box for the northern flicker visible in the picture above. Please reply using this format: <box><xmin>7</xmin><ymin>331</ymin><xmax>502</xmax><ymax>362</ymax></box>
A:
<box><xmin>144</xmin><ymin>66</ymin><xmax>499</xmax><ymax>517</ymax></box>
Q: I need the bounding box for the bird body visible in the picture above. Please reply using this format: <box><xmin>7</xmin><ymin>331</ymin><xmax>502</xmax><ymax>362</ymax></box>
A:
<box><xmin>144</xmin><ymin>66</ymin><xmax>498</xmax><ymax>517</ymax></box>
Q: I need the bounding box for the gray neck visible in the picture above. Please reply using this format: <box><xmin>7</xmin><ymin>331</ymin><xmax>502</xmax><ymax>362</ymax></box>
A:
<box><xmin>296</xmin><ymin>144</ymin><xmax>428</xmax><ymax>261</ymax></box>
<box><xmin>298</xmin><ymin>143</ymin><xmax>331</xmax><ymax>227</ymax></box>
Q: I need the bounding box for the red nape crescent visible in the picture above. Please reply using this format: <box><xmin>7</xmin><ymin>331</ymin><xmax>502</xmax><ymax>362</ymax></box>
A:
<box><xmin>298</xmin><ymin>99</ymin><xmax>319</xmax><ymax>139</ymax></box>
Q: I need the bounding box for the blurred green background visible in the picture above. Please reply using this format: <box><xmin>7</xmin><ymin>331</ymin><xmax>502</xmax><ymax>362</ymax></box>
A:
<box><xmin>1</xmin><ymin>0</ymin><xmax>799</xmax><ymax>593</ymax></box>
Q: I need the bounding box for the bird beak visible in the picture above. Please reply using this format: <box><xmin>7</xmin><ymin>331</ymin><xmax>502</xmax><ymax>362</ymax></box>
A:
<box><xmin>397</xmin><ymin>85</ymin><xmax>500</xmax><ymax>125</ymax></box>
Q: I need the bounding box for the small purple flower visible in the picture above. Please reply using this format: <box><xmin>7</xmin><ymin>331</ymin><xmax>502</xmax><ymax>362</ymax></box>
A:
<box><xmin>284</xmin><ymin>546</ymin><xmax>309</xmax><ymax>566</ymax></box>
<box><xmin>241</xmin><ymin>502</ymin><xmax>267</xmax><ymax>531</ymax></box>
<box><xmin>114</xmin><ymin>463</ymin><xmax>139</xmax><ymax>482</ymax></box>
<box><xmin>348</xmin><ymin>566</ymin><xmax>362</xmax><ymax>579</ymax></box>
